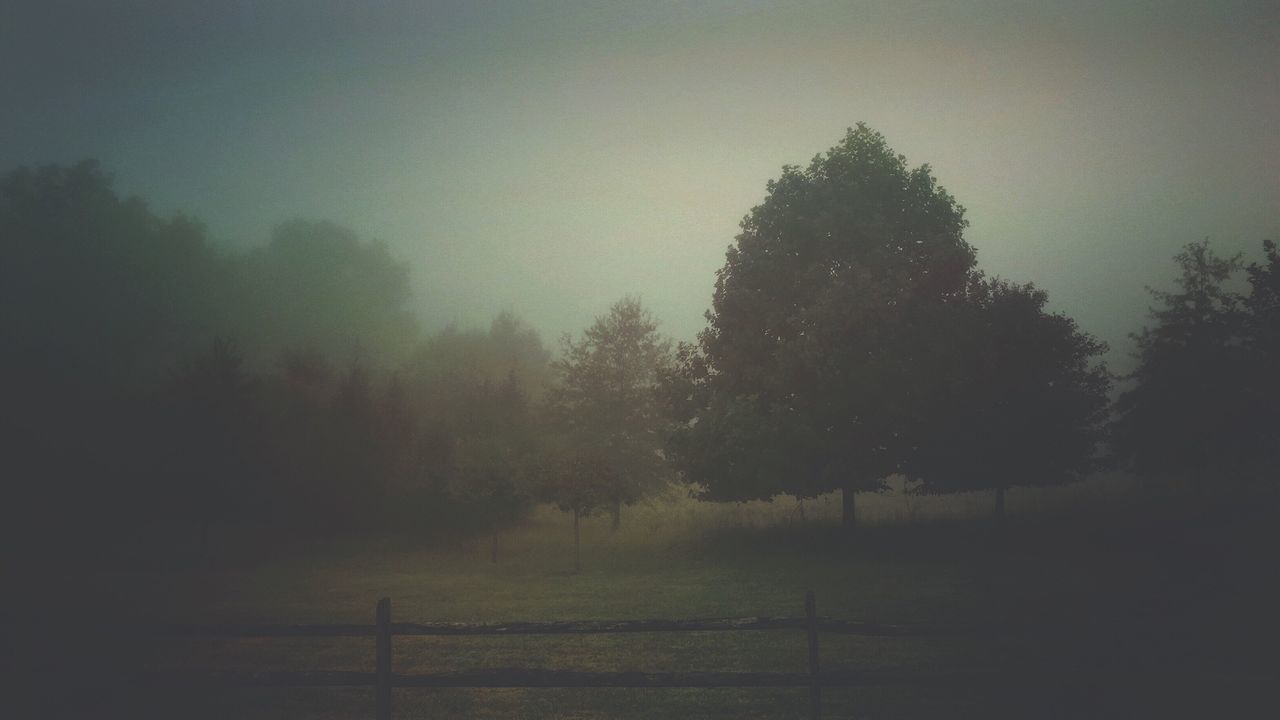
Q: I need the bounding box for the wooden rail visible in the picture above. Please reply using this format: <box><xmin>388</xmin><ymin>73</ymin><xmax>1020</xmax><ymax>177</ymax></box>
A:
<box><xmin>158</xmin><ymin>591</ymin><xmax>974</xmax><ymax>719</ymax></box>
<box><xmin>161</xmin><ymin>617</ymin><xmax>964</xmax><ymax>637</ymax></box>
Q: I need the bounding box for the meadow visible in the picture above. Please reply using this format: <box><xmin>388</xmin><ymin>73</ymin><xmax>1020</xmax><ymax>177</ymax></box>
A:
<box><xmin>24</xmin><ymin>476</ymin><xmax>1279</xmax><ymax>719</ymax></box>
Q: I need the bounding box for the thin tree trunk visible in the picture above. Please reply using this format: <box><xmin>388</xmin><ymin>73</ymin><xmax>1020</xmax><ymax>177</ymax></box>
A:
<box><xmin>573</xmin><ymin>508</ymin><xmax>581</xmax><ymax>573</ymax></box>
<box><xmin>841</xmin><ymin>484</ymin><xmax>856</xmax><ymax>531</ymax></box>
<box><xmin>609</xmin><ymin>501</ymin><xmax>621</xmax><ymax>533</ymax></box>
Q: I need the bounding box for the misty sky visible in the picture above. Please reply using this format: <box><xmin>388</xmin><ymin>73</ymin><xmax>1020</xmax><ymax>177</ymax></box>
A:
<box><xmin>4</xmin><ymin>1</ymin><xmax>1278</xmax><ymax>368</ymax></box>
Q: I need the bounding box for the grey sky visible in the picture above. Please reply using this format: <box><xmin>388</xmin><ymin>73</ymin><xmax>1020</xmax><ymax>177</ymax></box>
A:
<box><xmin>4</xmin><ymin>1</ymin><xmax>1277</xmax><ymax>368</ymax></box>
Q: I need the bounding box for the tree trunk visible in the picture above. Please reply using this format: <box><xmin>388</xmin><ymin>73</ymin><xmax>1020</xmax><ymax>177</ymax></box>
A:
<box><xmin>573</xmin><ymin>508</ymin><xmax>581</xmax><ymax>573</ymax></box>
<box><xmin>490</xmin><ymin>529</ymin><xmax>498</xmax><ymax>564</ymax></box>
<box><xmin>610</xmin><ymin>500</ymin><xmax>621</xmax><ymax>532</ymax></box>
<box><xmin>841</xmin><ymin>484</ymin><xmax>856</xmax><ymax>531</ymax></box>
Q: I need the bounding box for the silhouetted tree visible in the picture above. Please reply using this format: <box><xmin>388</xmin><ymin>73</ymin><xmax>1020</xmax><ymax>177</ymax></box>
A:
<box><xmin>1242</xmin><ymin>239</ymin><xmax>1280</xmax><ymax>478</ymax></box>
<box><xmin>377</xmin><ymin>374</ymin><xmax>417</xmax><ymax>493</ymax></box>
<box><xmin>327</xmin><ymin>359</ymin><xmax>383</xmax><ymax>528</ymax></box>
<box><xmin>548</xmin><ymin>297</ymin><xmax>673</xmax><ymax>531</ymax></box>
<box><xmin>166</xmin><ymin>338</ymin><xmax>261</xmax><ymax>560</ymax></box>
<box><xmin>401</xmin><ymin>314</ymin><xmax>551</xmax><ymax>540</ymax></box>
<box><xmin>1114</xmin><ymin>240</ymin><xmax>1250</xmax><ymax>494</ymax></box>
<box><xmin>667</xmin><ymin>125</ymin><xmax>976</xmax><ymax>528</ymax></box>
<box><xmin>231</xmin><ymin>220</ymin><xmax>418</xmax><ymax>366</ymax></box>
<box><xmin>1</xmin><ymin>161</ymin><xmax>225</xmax><ymax>381</ymax></box>
<box><xmin>1</xmin><ymin>161</ymin><xmax>225</xmax><ymax>561</ymax></box>
<box><xmin>267</xmin><ymin>347</ymin><xmax>334</xmax><ymax>528</ymax></box>
<box><xmin>1</xmin><ymin>159</ymin><xmax>436</xmax><ymax>556</ymax></box>
<box><xmin>408</xmin><ymin>312</ymin><xmax>552</xmax><ymax>403</ymax></box>
<box><xmin>909</xmin><ymin>277</ymin><xmax>1112</xmax><ymax>527</ymax></box>
<box><xmin>446</xmin><ymin>372</ymin><xmax>538</xmax><ymax>561</ymax></box>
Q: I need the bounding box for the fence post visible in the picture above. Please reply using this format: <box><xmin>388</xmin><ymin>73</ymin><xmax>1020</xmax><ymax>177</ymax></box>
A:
<box><xmin>376</xmin><ymin>597</ymin><xmax>392</xmax><ymax>720</ymax></box>
<box><xmin>805</xmin><ymin>590</ymin><xmax>821</xmax><ymax>720</ymax></box>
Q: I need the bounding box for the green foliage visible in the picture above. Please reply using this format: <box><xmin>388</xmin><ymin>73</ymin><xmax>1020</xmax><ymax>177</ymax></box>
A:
<box><xmin>531</xmin><ymin>445</ymin><xmax>615</xmax><ymax>518</ymax></box>
<box><xmin>545</xmin><ymin>297</ymin><xmax>674</xmax><ymax>515</ymax></box>
<box><xmin>408</xmin><ymin>312</ymin><xmax>553</xmax><ymax>410</ymax></box>
<box><xmin>401</xmin><ymin>314</ymin><xmax>552</xmax><ymax>532</ymax></box>
<box><xmin>230</xmin><ymin>220</ymin><xmax>418</xmax><ymax>367</ymax></box>
<box><xmin>909</xmin><ymin>277</ymin><xmax>1112</xmax><ymax>496</ymax></box>
<box><xmin>1238</xmin><ymin>239</ymin><xmax>1280</xmax><ymax>476</ymax></box>
<box><xmin>1114</xmin><ymin>240</ymin><xmax>1252</xmax><ymax>485</ymax></box>
<box><xmin>447</xmin><ymin>372</ymin><xmax>539</xmax><ymax>529</ymax></box>
<box><xmin>671</xmin><ymin>125</ymin><xmax>976</xmax><ymax>502</ymax></box>
<box><xmin>1245</xmin><ymin>239</ymin><xmax>1280</xmax><ymax>354</ymax></box>
<box><xmin>0</xmin><ymin>161</ymin><xmax>428</xmax><ymax>557</ymax></box>
<box><xmin>1</xmin><ymin>160</ymin><xmax>225</xmax><ymax>382</ymax></box>
<box><xmin>1</xmin><ymin>161</ymin><xmax>227</xmax><ymax>560</ymax></box>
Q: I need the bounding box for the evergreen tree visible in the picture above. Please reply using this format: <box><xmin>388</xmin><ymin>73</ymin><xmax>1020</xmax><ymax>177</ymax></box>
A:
<box><xmin>1114</xmin><ymin>240</ymin><xmax>1249</xmax><ymax>494</ymax></box>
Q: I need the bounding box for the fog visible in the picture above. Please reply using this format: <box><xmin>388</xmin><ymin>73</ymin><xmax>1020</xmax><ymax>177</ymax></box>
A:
<box><xmin>6</xmin><ymin>1</ymin><xmax>1277</xmax><ymax>363</ymax></box>
<box><xmin>5</xmin><ymin>3</ymin><xmax>1280</xmax><ymax>718</ymax></box>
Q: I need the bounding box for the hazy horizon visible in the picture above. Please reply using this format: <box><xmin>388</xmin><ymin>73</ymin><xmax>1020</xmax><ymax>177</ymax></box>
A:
<box><xmin>5</xmin><ymin>0</ymin><xmax>1278</xmax><ymax>365</ymax></box>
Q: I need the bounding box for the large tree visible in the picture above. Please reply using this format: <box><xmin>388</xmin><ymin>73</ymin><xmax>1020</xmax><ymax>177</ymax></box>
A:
<box><xmin>548</xmin><ymin>297</ymin><xmax>673</xmax><ymax>531</ymax></box>
<box><xmin>667</xmin><ymin>124</ymin><xmax>976</xmax><ymax>527</ymax></box>
<box><xmin>1</xmin><ymin>161</ymin><xmax>225</xmax><ymax>561</ymax></box>
<box><xmin>1113</xmin><ymin>240</ymin><xmax>1251</xmax><ymax>494</ymax></box>
<box><xmin>908</xmin><ymin>277</ymin><xmax>1112</xmax><ymax>527</ymax></box>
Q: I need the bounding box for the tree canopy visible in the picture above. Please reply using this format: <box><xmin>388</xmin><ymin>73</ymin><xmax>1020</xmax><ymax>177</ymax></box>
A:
<box><xmin>1243</xmin><ymin>239</ymin><xmax>1280</xmax><ymax>472</ymax></box>
<box><xmin>1113</xmin><ymin>240</ymin><xmax>1252</xmax><ymax>491</ymax></box>
<box><xmin>1114</xmin><ymin>238</ymin><xmax>1280</xmax><ymax>491</ymax></box>
<box><xmin>669</xmin><ymin>125</ymin><xmax>976</xmax><ymax>521</ymax></box>
<box><xmin>908</xmin><ymin>277</ymin><xmax>1112</xmax><ymax>521</ymax></box>
<box><xmin>230</xmin><ymin>219</ymin><xmax>418</xmax><ymax>367</ymax></box>
<box><xmin>547</xmin><ymin>297</ymin><xmax>673</xmax><ymax>528</ymax></box>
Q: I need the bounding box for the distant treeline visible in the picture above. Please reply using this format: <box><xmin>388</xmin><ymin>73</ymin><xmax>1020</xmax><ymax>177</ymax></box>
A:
<box><xmin>4</xmin><ymin>126</ymin><xmax>1277</xmax><ymax>568</ymax></box>
<box><xmin>1</xmin><ymin>161</ymin><xmax>560</xmax><ymax>565</ymax></box>
<box><xmin>1</xmin><ymin>160</ymin><xmax>681</xmax><ymax>570</ymax></box>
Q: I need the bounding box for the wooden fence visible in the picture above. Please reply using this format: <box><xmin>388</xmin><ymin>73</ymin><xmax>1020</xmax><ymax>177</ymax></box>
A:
<box><xmin>159</xmin><ymin>591</ymin><xmax>984</xmax><ymax>719</ymax></box>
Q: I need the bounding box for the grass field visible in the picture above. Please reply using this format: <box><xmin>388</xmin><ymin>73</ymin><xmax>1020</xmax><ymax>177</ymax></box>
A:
<box><xmin>13</xmin><ymin>478</ymin><xmax>1280</xmax><ymax>718</ymax></box>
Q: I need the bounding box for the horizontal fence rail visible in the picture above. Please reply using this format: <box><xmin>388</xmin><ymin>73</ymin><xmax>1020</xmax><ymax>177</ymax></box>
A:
<box><xmin>160</xmin><ymin>617</ymin><xmax>968</xmax><ymax>637</ymax></box>
<box><xmin>150</xmin><ymin>668</ymin><xmax>997</xmax><ymax>689</ymax></box>
<box><xmin>151</xmin><ymin>593</ymin><xmax>981</xmax><ymax>719</ymax></box>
